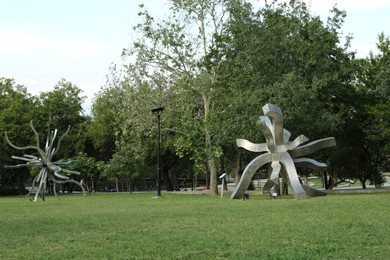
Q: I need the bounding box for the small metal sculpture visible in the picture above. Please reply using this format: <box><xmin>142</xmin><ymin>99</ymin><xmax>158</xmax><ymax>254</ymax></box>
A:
<box><xmin>231</xmin><ymin>104</ymin><xmax>336</xmax><ymax>200</ymax></box>
<box><xmin>5</xmin><ymin>121</ymin><xmax>86</xmax><ymax>202</ymax></box>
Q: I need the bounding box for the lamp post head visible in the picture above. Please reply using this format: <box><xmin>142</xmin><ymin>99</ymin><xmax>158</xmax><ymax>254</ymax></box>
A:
<box><xmin>151</xmin><ymin>106</ymin><xmax>164</xmax><ymax>115</ymax></box>
<box><xmin>219</xmin><ymin>173</ymin><xmax>227</xmax><ymax>179</ymax></box>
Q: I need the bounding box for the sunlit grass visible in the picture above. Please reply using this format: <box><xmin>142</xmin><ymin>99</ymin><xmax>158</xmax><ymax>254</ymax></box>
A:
<box><xmin>1</xmin><ymin>192</ymin><xmax>389</xmax><ymax>259</ymax></box>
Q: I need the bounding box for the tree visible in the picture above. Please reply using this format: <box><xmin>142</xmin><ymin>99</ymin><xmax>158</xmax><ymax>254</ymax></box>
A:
<box><xmin>0</xmin><ymin>78</ymin><xmax>35</xmax><ymax>194</ymax></box>
<box><xmin>94</xmin><ymin>63</ymin><xmax>164</xmax><ymax>189</ymax></box>
<box><xmin>344</xmin><ymin>33</ymin><xmax>390</xmax><ymax>188</ymax></box>
<box><xmin>88</xmin><ymin>68</ymin><xmax>125</xmax><ymax>162</ymax></box>
<box><xmin>208</xmin><ymin>1</ymin><xmax>356</xmax><ymax>188</ymax></box>
<box><xmin>364</xmin><ymin>34</ymin><xmax>390</xmax><ymax>175</ymax></box>
<box><xmin>35</xmin><ymin>79</ymin><xmax>89</xmax><ymax>158</ymax></box>
<box><xmin>97</xmin><ymin>0</ymin><xmax>385</xmax><ymax>194</ymax></box>
<box><xmin>121</xmin><ymin>0</ymin><xmax>230</xmax><ymax>195</ymax></box>
<box><xmin>67</xmin><ymin>152</ymin><xmax>105</xmax><ymax>193</ymax></box>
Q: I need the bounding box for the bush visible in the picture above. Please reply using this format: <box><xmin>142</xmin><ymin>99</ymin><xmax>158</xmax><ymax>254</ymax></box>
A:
<box><xmin>0</xmin><ymin>189</ymin><xmax>20</xmax><ymax>196</ymax></box>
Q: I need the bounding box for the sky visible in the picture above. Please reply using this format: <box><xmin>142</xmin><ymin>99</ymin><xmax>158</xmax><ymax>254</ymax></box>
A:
<box><xmin>1</xmin><ymin>0</ymin><xmax>389</xmax><ymax>113</ymax></box>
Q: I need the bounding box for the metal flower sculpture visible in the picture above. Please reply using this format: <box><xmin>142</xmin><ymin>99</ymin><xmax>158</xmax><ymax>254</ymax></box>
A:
<box><xmin>231</xmin><ymin>104</ymin><xmax>336</xmax><ymax>200</ymax></box>
<box><xmin>5</xmin><ymin>121</ymin><xmax>86</xmax><ymax>202</ymax></box>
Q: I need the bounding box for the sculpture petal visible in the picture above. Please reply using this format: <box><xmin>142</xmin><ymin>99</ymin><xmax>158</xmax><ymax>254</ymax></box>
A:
<box><xmin>285</xmin><ymin>135</ymin><xmax>309</xmax><ymax>151</ymax></box>
<box><xmin>262</xmin><ymin>161</ymin><xmax>281</xmax><ymax>193</ymax></box>
<box><xmin>290</xmin><ymin>137</ymin><xmax>336</xmax><ymax>158</ymax></box>
<box><xmin>293</xmin><ymin>158</ymin><xmax>328</xmax><ymax>171</ymax></box>
<box><xmin>236</xmin><ymin>139</ymin><xmax>268</xmax><ymax>153</ymax></box>
<box><xmin>283</xmin><ymin>129</ymin><xmax>291</xmax><ymax>143</ymax></box>
<box><xmin>279</xmin><ymin>152</ymin><xmax>306</xmax><ymax>199</ymax></box>
<box><xmin>270</xmin><ymin>161</ymin><xmax>281</xmax><ymax>184</ymax></box>
<box><xmin>231</xmin><ymin>153</ymin><xmax>275</xmax><ymax>199</ymax></box>
<box><xmin>262</xmin><ymin>104</ymin><xmax>284</xmax><ymax>145</ymax></box>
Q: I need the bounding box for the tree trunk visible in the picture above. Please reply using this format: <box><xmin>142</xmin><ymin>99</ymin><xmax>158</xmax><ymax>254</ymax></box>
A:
<box><xmin>209</xmin><ymin>159</ymin><xmax>218</xmax><ymax>195</ymax></box>
<box><xmin>323</xmin><ymin>171</ymin><xmax>329</xmax><ymax>189</ymax></box>
<box><xmin>168</xmin><ymin>169</ymin><xmax>180</xmax><ymax>191</ymax></box>
<box><xmin>203</xmin><ymin>92</ymin><xmax>218</xmax><ymax>195</ymax></box>
<box><xmin>128</xmin><ymin>179</ymin><xmax>133</xmax><ymax>193</ymax></box>
<box><xmin>15</xmin><ymin>171</ymin><xmax>27</xmax><ymax>195</ymax></box>
<box><xmin>162</xmin><ymin>150</ymin><xmax>179</xmax><ymax>191</ymax></box>
<box><xmin>360</xmin><ymin>178</ymin><xmax>367</xmax><ymax>189</ymax></box>
<box><xmin>205</xmin><ymin>164</ymin><xmax>209</xmax><ymax>189</ymax></box>
<box><xmin>163</xmin><ymin>167</ymin><xmax>174</xmax><ymax>191</ymax></box>
<box><xmin>234</xmin><ymin>150</ymin><xmax>242</xmax><ymax>186</ymax></box>
<box><xmin>223</xmin><ymin>179</ymin><xmax>228</xmax><ymax>191</ymax></box>
<box><xmin>282</xmin><ymin>181</ymin><xmax>288</xmax><ymax>195</ymax></box>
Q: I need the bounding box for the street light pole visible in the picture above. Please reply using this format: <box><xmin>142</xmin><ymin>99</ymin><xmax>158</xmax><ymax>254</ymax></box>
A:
<box><xmin>151</xmin><ymin>106</ymin><xmax>164</xmax><ymax>198</ymax></box>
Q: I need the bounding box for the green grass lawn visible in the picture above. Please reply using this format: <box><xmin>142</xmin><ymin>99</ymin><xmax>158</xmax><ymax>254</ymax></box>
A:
<box><xmin>1</xmin><ymin>192</ymin><xmax>389</xmax><ymax>259</ymax></box>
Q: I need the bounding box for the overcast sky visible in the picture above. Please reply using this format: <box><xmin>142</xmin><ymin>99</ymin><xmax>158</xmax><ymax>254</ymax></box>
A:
<box><xmin>1</xmin><ymin>0</ymin><xmax>389</xmax><ymax>113</ymax></box>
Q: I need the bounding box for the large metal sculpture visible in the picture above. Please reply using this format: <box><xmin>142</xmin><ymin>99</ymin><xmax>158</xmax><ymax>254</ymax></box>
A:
<box><xmin>231</xmin><ymin>104</ymin><xmax>336</xmax><ymax>200</ymax></box>
<box><xmin>5</xmin><ymin>121</ymin><xmax>86</xmax><ymax>202</ymax></box>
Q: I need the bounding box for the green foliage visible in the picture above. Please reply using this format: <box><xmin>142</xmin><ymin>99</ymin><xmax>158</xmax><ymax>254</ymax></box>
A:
<box><xmin>0</xmin><ymin>78</ymin><xmax>35</xmax><ymax>144</ymax></box>
<box><xmin>36</xmin><ymin>79</ymin><xmax>86</xmax><ymax>129</ymax></box>
<box><xmin>35</xmin><ymin>79</ymin><xmax>89</xmax><ymax>158</ymax></box>
<box><xmin>88</xmin><ymin>74</ymin><xmax>125</xmax><ymax>161</ymax></box>
<box><xmin>213</xmin><ymin>0</ymin><xmax>354</xmax><ymax>139</ymax></box>
<box><xmin>117</xmin><ymin>0</ymin><xmax>232</xmax><ymax>194</ymax></box>
<box><xmin>0</xmin><ymin>188</ymin><xmax>19</xmax><ymax>196</ymax></box>
<box><xmin>100</xmin><ymin>0</ymin><xmax>388</xmax><ymax>190</ymax></box>
<box><xmin>91</xmin><ymin>64</ymin><xmax>161</xmax><ymax>181</ymax></box>
<box><xmin>103</xmin><ymin>142</ymin><xmax>148</xmax><ymax>180</ymax></box>
<box><xmin>67</xmin><ymin>152</ymin><xmax>104</xmax><ymax>181</ymax></box>
<box><xmin>0</xmin><ymin>78</ymin><xmax>36</xmax><ymax>192</ymax></box>
<box><xmin>364</xmin><ymin>34</ymin><xmax>390</xmax><ymax>160</ymax></box>
<box><xmin>334</xmin><ymin>33</ymin><xmax>390</xmax><ymax>187</ymax></box>
<box><xmin>205</xmin><ymin>1</ymin><xmax>357</xmax><ymax>183</ymax></box>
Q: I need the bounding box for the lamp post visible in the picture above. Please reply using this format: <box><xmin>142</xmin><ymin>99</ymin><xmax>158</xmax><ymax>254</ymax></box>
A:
<box><xmin>151</xmin><ymin>106</ymin><xmax>164</xmax><ymax>198</ymax></box>
<box><xmin>219</xmin><ymin>173</ymin><xmax>227</xmax><ymax>198</ymax></box>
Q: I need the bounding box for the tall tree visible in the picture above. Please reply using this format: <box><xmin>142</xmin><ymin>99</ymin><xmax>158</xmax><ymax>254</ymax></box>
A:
<box><xmin>208</xmin><ymin>1</ymin><xmax>355</xmax><ymax>186</ymax></box>
<box><xmin>36</xmin><ymin>79</ymin><xmax>88</xmax><ymax>158</ymax></box>
<box><xmin>121</xmin><ymin>0</ymin><xmax>229</xmax><ymax>194</ymax></box>
<box><xmin>88</xmin><ymin>68</ymin><xmax>125</xmax><ymax>162</ymax></box>
<box><xmin>94</xmin><ymin>63</ymin><xmax>163</xmax><ymax>187</ymax></box>
<box><xmin>0</xmin><ymin>78</ymin><xmax>35</xmax><ymax>194</ymax></box>
<box><xmin>345</xmin><ymin>33</ymin><xmax>390</xmax><ymax>188</ymax></box>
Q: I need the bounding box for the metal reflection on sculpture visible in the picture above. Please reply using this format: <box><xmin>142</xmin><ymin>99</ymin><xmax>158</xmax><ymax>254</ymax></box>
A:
<box><xmin>5</xmin><ymin>121</ymin><xmax>86</xmax><ymax>202</ymax></box>
<box><xmin>231</xmin><ymin>104</ymin><xmax>336</xmax><ymax>200</ymax></box>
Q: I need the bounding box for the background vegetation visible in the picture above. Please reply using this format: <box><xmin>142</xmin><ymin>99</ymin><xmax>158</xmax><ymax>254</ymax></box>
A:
<box><xmin>1</xmin><ymin>193</ymin><xmax>390</xmax><ymax>259</ymax></box>
<box><xmin>1</xmin><ymin>0</ymin><xmax>389</xmax><ymax>195</ymax></box>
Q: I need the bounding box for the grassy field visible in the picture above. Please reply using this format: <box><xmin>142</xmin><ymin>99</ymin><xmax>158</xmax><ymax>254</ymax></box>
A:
<box><xmin>1</xmin><ymin>192</ymin><xmax>389</xmax><ymax>259</ymax></box>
